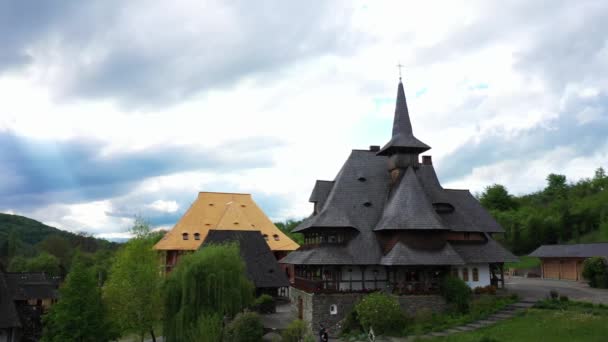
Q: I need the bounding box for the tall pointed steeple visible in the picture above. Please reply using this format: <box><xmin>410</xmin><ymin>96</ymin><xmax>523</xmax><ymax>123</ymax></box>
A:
<box><xmin>377</xmin><ymin>80</ymin><xmax>430</xmax><ymax>156</ymax></box>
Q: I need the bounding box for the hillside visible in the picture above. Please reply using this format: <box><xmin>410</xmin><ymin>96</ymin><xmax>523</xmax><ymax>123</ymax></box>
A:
<box><xmin>0</xmin><ymin>213</ymin><xmax>117</xmax><ymax>268</ymax></box>
<box><xmin>480</xmin><ymin>167</ymin><xmax>608</xmax><ymax>255</ymax></box>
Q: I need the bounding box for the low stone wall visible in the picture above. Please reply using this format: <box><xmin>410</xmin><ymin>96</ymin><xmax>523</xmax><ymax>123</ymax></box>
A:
<box><xmin>289</xmin><ymin>288</ymin><xmax>447</xmax><ymax>335</ymax></box>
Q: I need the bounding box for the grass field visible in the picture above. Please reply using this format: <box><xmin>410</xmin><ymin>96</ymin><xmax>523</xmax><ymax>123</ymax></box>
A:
<box><xmin>505</xmin><ymin>256</ymin><xmax>540</xmax><ymax>270</ymax></box>
<box><xmin>426</xmin><ymin>305</ymin><xmax>608</xmax><ymax>342</ymax></box>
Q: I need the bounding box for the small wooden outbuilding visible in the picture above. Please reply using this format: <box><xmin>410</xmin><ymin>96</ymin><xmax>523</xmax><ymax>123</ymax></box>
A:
<box><xmin>529</xmin><ymin>243</ymin><xmax>608</xmax><ymax>281</ymax></box>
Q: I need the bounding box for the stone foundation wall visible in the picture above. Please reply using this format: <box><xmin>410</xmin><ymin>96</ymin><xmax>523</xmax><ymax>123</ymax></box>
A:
<box><xmin>289</xmin><ymin>288</ymin><xmax>447</xmax><ymax>335</ymax></box>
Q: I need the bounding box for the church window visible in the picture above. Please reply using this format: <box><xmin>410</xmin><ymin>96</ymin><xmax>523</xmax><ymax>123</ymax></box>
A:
<box><xmin>273</xmin><ymin>234</ymin><xmax>280</xmax><ymax>241</ymax></box>
<box><xmin>194</xmin><ymin>233</ymin><xmax>201</xmax><ymax>240</ymax></box>
<box><xmin>462</xmin><ymin>268</ymin><xmax>469</xmax><ymax>282</ymax></box>
<box><xmin>182</xmin><ymin>233</ymin><xmax>189</xmax><ymax>240</ymax></box>
<box><xmin>472</xmin><ymin>268</ymin><xmax>479</xmax><ymax>282</ymax></box>
<box><xmin>330</xmin><ymin>304</ymin><xmax>338</xmax><ymax>315</ymax></box>
<box><xmin>263</xmin><ymin>234</ymin><xmax>269</xmax><ymax>241</ymax></box>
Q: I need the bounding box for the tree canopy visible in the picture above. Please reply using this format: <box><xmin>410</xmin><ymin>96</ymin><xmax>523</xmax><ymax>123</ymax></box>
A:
<box><xmin>42</xmin><ymin>254</ymin><xmax>116</xmax><ymax>342</ymax></box>
<box><xmin>163</xmin><ymin>243</ymin><xmax>254</xmax><ymax>342</ymax></box>
<box><xmin>481</xmin><ymin>167</ymin><xmax>608</xmax><ymax>255</ymax></box>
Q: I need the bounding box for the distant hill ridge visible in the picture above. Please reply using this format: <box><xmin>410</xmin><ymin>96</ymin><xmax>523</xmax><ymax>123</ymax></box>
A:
<box><xmin>0</xmin><ymin>213</ymin><xmax>117</xmax><ymax>257</ymax></box>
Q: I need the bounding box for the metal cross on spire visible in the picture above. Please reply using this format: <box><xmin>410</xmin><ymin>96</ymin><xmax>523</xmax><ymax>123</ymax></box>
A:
<box><xmin>396</xmin><ymin>62</ymin><xmax>404</xmax><ymax>81</ymax></box>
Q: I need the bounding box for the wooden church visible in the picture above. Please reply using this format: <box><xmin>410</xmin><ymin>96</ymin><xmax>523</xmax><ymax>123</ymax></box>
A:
<box><xmin>280</xmin><ymin>79</ymin><xmax>517</xmax><ymax>297</ymax></box>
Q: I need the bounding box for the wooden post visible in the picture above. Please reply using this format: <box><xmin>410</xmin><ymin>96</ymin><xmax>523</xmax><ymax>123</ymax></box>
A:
<box><xmin>361</xmin><ymin>266</ymin><xmax>366</xmax><ymax>290</ymax></box>
<box><xmin>500</xmin><ymin>263</ymin><xmax>505</xmax><ymax>289</ymax></box>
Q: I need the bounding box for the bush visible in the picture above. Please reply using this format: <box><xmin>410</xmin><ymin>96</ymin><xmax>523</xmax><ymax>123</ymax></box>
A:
<box><xmin>440</xmin><ymin>276</ymin><xmax>472</xmax><ymax>314</ymax></box>
<box><xmin>224</xmin><ymin>312</ymin><xmax>264</xmax><ymax>342</ymax></box>
<box><xmin>282</xmin><ymin>319</ymin><xmax>314</xmax><ymax>342</ymax></box>
<box><xmin>582</xmin><ymin>257</ymin><xmax>608</xmax><ymax>288</ymax></box>
<box><xmin>559</xmin><ymin>295</ymin><xmax>569</xmax><ymax>302</ymax></box>
<box><xmin>252</xmin><ymin>294</ymin><xmax>275</xmax><ymax>314</ymax></box>
<box><xmin>340</xmin><ymin>309</ymin><xmax>362</xmax><ymax>334</ymax></box>
<box><xmin>354</xmin><ymin>292</ymin><xmax>404</xmax><ymax>336</ymax></box>
<box><xmin>549</xmin><ymin>290</ymin><xmax>559</xmax><ymax>300</ymax></box>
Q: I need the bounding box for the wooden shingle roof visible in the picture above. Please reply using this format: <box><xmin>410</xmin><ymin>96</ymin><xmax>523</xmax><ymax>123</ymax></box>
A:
<box><xmin>154</xmin><ymin>192</ymin><xmax>299</xmax><ymax>251</ymax></box>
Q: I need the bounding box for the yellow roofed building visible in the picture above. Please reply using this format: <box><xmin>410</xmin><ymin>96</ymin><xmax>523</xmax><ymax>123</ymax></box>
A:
<box><xmin>154</xmin><ymin>192</ymin><xmax>299</xmax><ymax>273</ymax></box>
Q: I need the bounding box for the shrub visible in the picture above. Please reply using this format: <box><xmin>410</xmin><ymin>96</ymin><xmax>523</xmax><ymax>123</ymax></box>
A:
<box><xmin>252</xmin><ymin>294</ymin><xmax>275</xmax><ymax>314</ymax></box>
<box><xmin>340</xmin><ymin>309</ymin><xmax>362</xmax><ymax>334</ymax></box>
<box><xmin>282</xmin><ymin>319</ymin><xmax>314</xmax><ymax>342</ymax></box>
<box><xmin>478</xmin><ymin>337</ymin><xmax>499</xmax><ymax>342</ymax></box>
<box><xmin>224</xmin><ymin>312</ymin><xmax>264</xmax><ymax>342</ymax></box>
<box><xmin>440</xmin><ymin>276</ymin><xmax>472</xmax><ymax>314</ymax></box>
<box><xmin>559</xmin><ymin>295</ymin><xmax>569</xmax><ymax>302</ymax></box>
<box><xmin>355</xmin><ymin>292</ymin><xmax>404</xmax><ymax>335</ymax></box>
<box><xmin>549</xmin><ymin>290</ymin><xmax>559</xmax><ymax>300</ymax></box>
<box><xmin>582</xmin><ymin>257</ymin><xmax>608</xmax><ymax>288</ymax></box>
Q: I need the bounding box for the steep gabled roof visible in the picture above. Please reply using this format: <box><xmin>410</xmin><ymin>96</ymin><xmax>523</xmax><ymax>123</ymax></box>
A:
<box><xmin>374</xmin><ymin>167</ymin><xmax>446</xmax><ymax>231</ymax></box>
<box><xmin>439</xmin><ymin>190</ymin><xmax>504</xmax><ymax>233</ymax></box>
<box><xmin>377</xmin><ymin>81</ymin><xmax>430</xmax><ymax>155</ymax></box>
<box><xmin>309</xmin><ymin>180</ymin><xmax>334</xmax><ymax>210</ymax></box>
<box><xmin>201</xmin><ymin>230</ymin><xmax>289</xmax><ymax>288</ymax></box>
<box><xmin>0</xmin><ymin>271</ymin><xmax>21</xmax><ymax>329</ymax></box>
<box><xmin>451</xmin><ymin>237</ymin><xmax>518</xmax><ymax>263</ymax></box>
<box><xmin>294</xmin><ymin>150</ymin><xmax>390</xmax><ymax>234</ymax></box>
<box><xmin>529</xmin><ymin>243</ymin><xmax>608</xmax><ymax>258</ymax></box>
<box><xmin>154</xmin><ymin>192</ymin><xmax>299</xmax><ymax>251</ymax></box>
<box><xmin>5</xmin><ymin>272</ymin><xmax>58</xmax><ymax>300</ymax></box>
<box><xmin>380</xmin><ymin>242</ymin><xmax>464</xmax><ymax>266</ymax></box>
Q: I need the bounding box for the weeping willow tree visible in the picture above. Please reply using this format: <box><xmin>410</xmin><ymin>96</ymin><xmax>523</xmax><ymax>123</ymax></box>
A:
<box><xmin>164</xmin><ymin>243</ymin><xmax>254</xmax><ymax>342</ymax></box>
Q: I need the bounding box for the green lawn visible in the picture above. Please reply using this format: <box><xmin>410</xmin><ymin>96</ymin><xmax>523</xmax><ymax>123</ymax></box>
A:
<box><xmin>425</xmin><ymin>308</ymin><xmax>608</xmax><ymax>342</ymax></box>
<box><xmin>505</xmin><ymin>256</ymin><xmax>540</xmax><ymax>270</ymax></box>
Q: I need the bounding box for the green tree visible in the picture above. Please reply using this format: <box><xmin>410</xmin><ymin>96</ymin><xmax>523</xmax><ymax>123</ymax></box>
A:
<box><xmin>163</xmin><ymin>243</ymin><xmax>254</xmax><ymax>342</ymax></box>
<box><xmin>42</xmin><ymin>254</ymin><xmax>116</xmax><ymax>342</ymax></box>
<box><xmin>103</xmin><ymin>234</ymin><xmax>163</xmax><ymax>342</ymax></box>
<box><xmin>8</xmin><ymin>253</ymin><xmax>61</xmax><ymax>277</ymax></box>
<box><xmin>545</xmin><ymin>174</ymin><xmax>568</xmax><ymax>199</ymax></box>
<box><xmin>479</xmin><ymin>184</ymin><xmax>517</xmax><ymax>211</ymax></box>
<box><xmin>274</xmin><ymin>219</ymin><xmax>304</xmax><ymax>245</ymax></box>
<box><xmin>38</xmin><ymin>234</ymin><xmax>72</xmax><ymax>267</ymax></box>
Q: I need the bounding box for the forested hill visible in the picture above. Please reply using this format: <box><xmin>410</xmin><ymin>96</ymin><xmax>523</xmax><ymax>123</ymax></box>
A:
<box><xmin>480</xmin><ymin>167</ymin><xmax>608</xmax><ymax>255</ymax></box>
<box><xmin>0</xmin><ymin>213</ymin><xmax>117</xmax><ymax>270</ymax></box>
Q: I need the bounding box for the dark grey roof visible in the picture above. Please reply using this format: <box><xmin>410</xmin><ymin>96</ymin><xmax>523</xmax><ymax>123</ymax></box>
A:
<box><xmin>380</xmin><ymin>242</ymin><xmax>464</xmax><ymax>266</ymax></box>
<box><xmin>439</xmin><ymin>190</ymin><xmax>504</xmax><ymax>233</ymax></box>
<box><xmin>375</xmin><ymin>167</ymin><xmax>447</xmax><ymax>231</ymax></box>
<box><xmin>201</xmin><ymin>230</ymin><xmax>289</xmax><ymax>288</ymax></box>
<box><xmin>377</xmin><ymin>82</ymin><xmax>430</xmax><ymax>155</ymax></box>
<box><xmin>280</xmin><ymin>246</ymin><xmax>355</xmax><ymax>265</ymax></box>
<box><xmin>529</xmin><ymin>243</ymin><xmax>608</xmax><ymax>258</ymax></box>
<box><xmin>309</xmin><ymin>180</ymin><xmax>334</xmax><ymax>210</ymax></box>
<box><xmin>5</xmin><ymin>272</ymin><xmax>58</xmax><ymax>301</ymax></box>
<box><xmin>0</xmin><ymin>271</ymin><xmax>21</xmax><ymax>329</ymax></box>
<box><xmin>451</xmin><ymin>238</ymin><xmax>519</xmax><ymax>263</ymax></box>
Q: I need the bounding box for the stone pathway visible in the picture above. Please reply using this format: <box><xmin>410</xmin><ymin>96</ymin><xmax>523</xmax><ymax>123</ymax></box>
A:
<box><xmin>334</xmin><ymin>300</ymin><xmax>537</xmax><ymax>342</ymax></box>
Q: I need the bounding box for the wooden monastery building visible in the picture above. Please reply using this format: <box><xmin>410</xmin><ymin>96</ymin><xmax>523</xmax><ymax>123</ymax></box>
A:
<box><xmin>530</xmin><ymin>243</ymin><xmax>608</xmax><ymax>281</ymax></box>
<box><xmin>280</xmin><ymin>79</ymin><xmax>517</xmax><ymax>327</ymax></box>
<box><xmin>153</xmin><ymin>192</ymin><xmax>298</xmax><ymax>294</ymax></box>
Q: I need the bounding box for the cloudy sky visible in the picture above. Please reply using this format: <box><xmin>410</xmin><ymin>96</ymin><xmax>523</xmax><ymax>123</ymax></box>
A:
<box><xmin>1</xmin><ymin>1</ymin><xmax>607</xmax><ymax>239</ymax></box>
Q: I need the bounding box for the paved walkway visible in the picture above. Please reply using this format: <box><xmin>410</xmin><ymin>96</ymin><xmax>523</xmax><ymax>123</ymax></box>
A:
<box><xmin>505</xmin><ymin>276</ymin><xmax>608</xmax><ymax>304</ymax></box>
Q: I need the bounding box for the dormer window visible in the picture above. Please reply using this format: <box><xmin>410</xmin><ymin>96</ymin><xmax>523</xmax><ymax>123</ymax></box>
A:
<box><xmin>194</xmin><ymin>233</ymin><xmax>201</xmax><ymax>240</ymax></box>
<box><xmin>358</xmin><ymin>177</ymin><xmax>367</xmax><ymax>182</ymax></box>
<box><xmin>273</xmin><ymin>234</ymin><xmax>280</xmax><ymax>241</ymax></box>
<box><xmin>182</xmin><ymin>233</ymin><xmax>189</xmax><ymax>240</ymax></box>
<box><xmin>363</xmin><ymin>202</ymin><xmax>372</xmax><ymax>207</ymax></box>
<box><xmin>433</xmin><ymin>203</ymin><xmax>454</xmax><ymax>214</ymax></box>
<box><xmin>263</xmin><ymin>234</ymin><xmax>269</xmax><ymax>241</ymax></box>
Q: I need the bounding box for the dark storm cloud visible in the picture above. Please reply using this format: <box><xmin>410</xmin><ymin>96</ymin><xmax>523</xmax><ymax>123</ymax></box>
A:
<box><xmin>0</xmin><ymin>131</ymin><xmax>282</xmax><ymax>209</ymax></box>
<box><xmin>0</xmin><ymin>1</ymin><xmax>359</xmax><ymax>107</ymax></box>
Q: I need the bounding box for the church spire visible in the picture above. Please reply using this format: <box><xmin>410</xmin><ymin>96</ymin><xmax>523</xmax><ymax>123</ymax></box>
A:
<box><xmin>377</xmin><ymin>79</ymin><xmax>430</xmax><ymax>156</ymax></box>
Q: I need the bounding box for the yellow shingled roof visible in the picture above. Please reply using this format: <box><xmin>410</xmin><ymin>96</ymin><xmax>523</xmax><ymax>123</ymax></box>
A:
<box><xmin>154</xmin><ymin>192</ymin><xmax>300</xmax><ymax>251</ymax></box>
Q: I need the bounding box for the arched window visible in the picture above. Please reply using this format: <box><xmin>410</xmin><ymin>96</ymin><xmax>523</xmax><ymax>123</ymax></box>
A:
<box><xmin>182</xmin><ymin>233</ymin><xmax>189</xmax><ymax>240</ymax></box>
<box><xmin>462</xmin><ymin>268</ymin><xmax>469</xmax><ymax>282</ymax></box>
<box><xmin>273</xmin><ymin>234</ymin><xmax>280</xmax><ymax>241</ymax></box>
<box><xmin>472</xmin><ymin>268</ymin><xmax>479</xmax><ymax>282</ymax></box>
<box><xmin>194</xmin><ymin>233</ymin><xmax>201</xmax><ymax>240</ymax></box>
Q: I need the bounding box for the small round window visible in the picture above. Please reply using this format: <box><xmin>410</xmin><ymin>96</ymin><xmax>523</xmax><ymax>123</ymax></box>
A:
<box><xmin>273</xmin><ymin>234</ymin><xmax>280</xmax><ymax>241</ymax></box>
